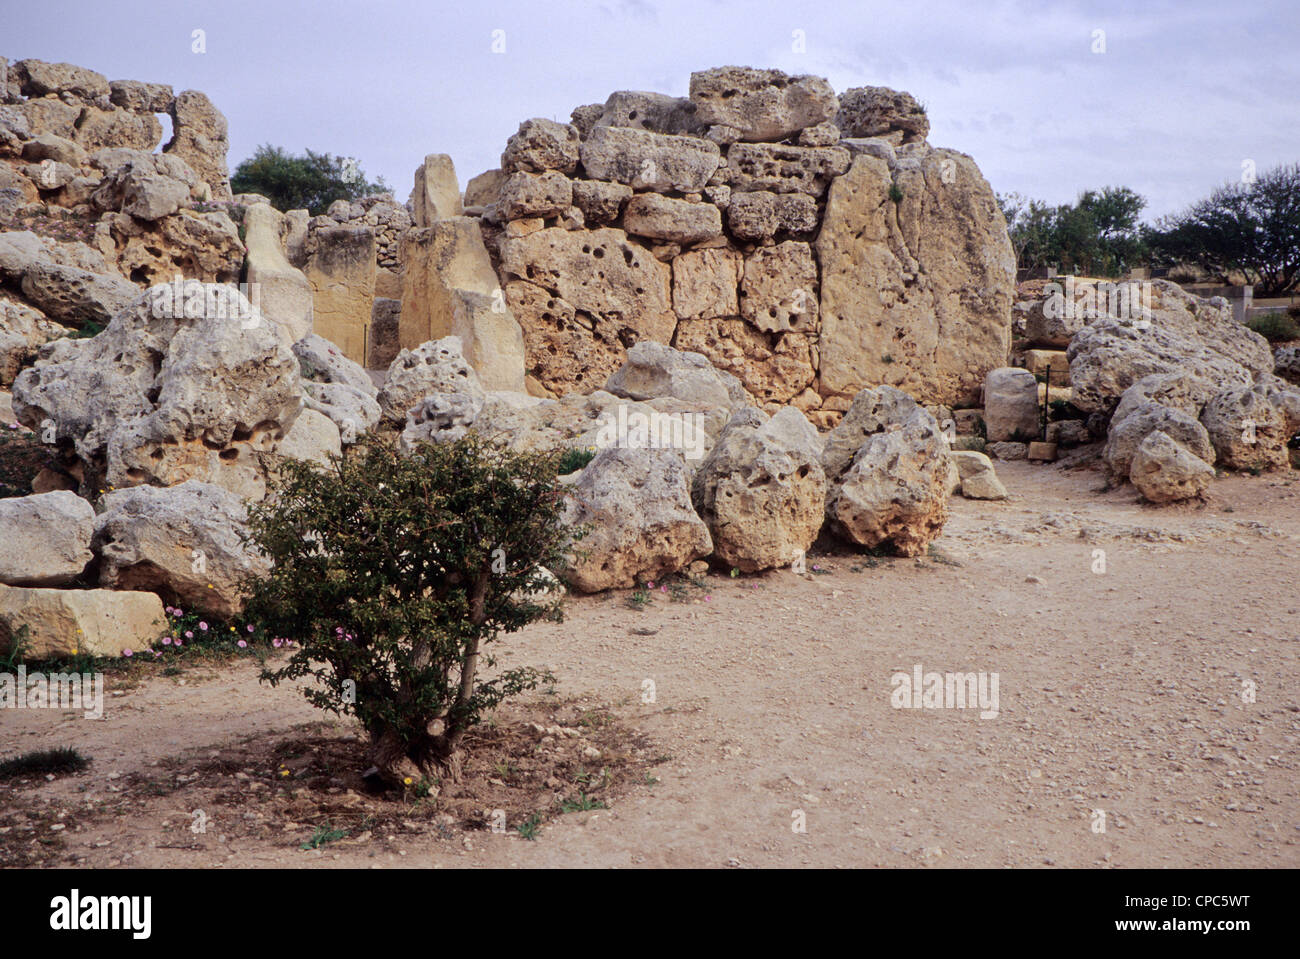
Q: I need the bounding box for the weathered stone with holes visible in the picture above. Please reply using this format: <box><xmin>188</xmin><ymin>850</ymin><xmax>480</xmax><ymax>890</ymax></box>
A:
<box><xmin>726</xmin><ymin>190</ymin><xmax>818</xmax><ymax>241</ymax></box>
<box><xmin>561</xmin><ymin>446</ymin><xmax>713</xmax><ymax>592</ymax></box>
<box><xmin>1129</xmin><ymin>430</ymin><xmax>1215</xmax><ymax>504</ymax></box>
<box><xmin>579</xmin><ymin>125</ymin><xmax>720</xmax><ymax>193</ymax></box>
<box><xmin>724</xmin><ymin>142</ymin><xmax>851</xmax><ymax>197</ymax></box>
<box><xmin>836</xmin><ymin>86</ymin><xmax>930</xmax><ymax>143</ymax></box>
<box><xmin>740</xmin><ymin>242</ymin><xmax>819</xmax><ymax>334</ymax></box>
<box><xmin>498</xmin><ymin>170</ymin><xmax>573</xmax><ymax>221</ymax></box>
<box><xmin>689</xmin><ymin>67</ymin><xmax>838</xmax><ymax>142</ymax></box>
<box><xmin>623</xmin><ymin>194</ymin><xmax>722</xmax><ymax>244</ymax></box>
<box><xmin>501</xmin><ymin>118</ymin><xmax>582</xmax><ymax>175</ymax></box>
<box><xmin>692</xmin><ymin>406</ymin><xmax>825</xmax><ymax>572</ymax></box>
<box><xmin>93</xmin><ymin>480</ymin><xmax>271</xmax><ymax>618</ymax></box>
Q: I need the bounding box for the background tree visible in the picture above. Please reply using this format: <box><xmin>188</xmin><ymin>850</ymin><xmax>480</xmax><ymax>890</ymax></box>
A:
<box><xmin>998</xmin><ymin>186</ymin><xmax>1147</xmax><ymax>277</ymax></box>
<box><xmin>229</xmin><ymin>145</ymin><xmax>390</xmax><ymax>215</ymax></box>
<box><xmin>1147</xmin><ymin>163</ymin><xmax>1300</xmax><ymax>296</ymax></box>
<box><xmin>245</xmin><ymin>435</ymin><xmax>580</xmax><ymax>786</ymax></box>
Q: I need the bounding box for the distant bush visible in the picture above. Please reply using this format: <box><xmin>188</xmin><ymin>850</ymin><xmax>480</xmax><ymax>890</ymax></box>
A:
<box><xmin>245</xmin><ymin>435</ymin><xmax>580</xmax><ymax>786</ymax></box>
<box><xmin>1247</xmin><ymin>311</ymin><xmax>1300</xmax><ymax>342</ymax></box>
<box><xmin>230</xmin><ymin>145</ymin><xmax>389</xmax><ymax>215</ymax></box>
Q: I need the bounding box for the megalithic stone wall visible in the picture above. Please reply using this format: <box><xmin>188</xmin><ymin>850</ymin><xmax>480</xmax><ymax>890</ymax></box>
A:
<box><xmin>468</xmin><ymin>66</ymin><xmax>1015</xmax><ymax>416</ymax></box>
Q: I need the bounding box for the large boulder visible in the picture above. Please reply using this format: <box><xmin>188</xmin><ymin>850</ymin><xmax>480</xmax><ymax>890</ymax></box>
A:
<box><xmin>835</xmin><ymin>86</ymin><xmax>929</xmax><ymax>144</ymax></box>
<box><xmin>403</xmin><ymin>387</ymin><xmax>725</xmax><ymax>462</ymax></box>
<box><xmin>244</xmin><ymin>203</ymin><xmax>314</xmax><ymax>343</ymax></box>
<box><xmin>674</xmin><ymin>316</ymin><xmax>816</xmax><ymax>405</ymax></box>
<box><xmin>1200</xmin><ymin>386</ymin><xmax>1291</xmax><ymax>472</ymax></box>
<box><xmin>0</xmin><ymin>491</ymin><xmax>94</xmax><ymax>586</ymax></box>
<box><xmin>1</xmin><ymin>296</ymin><xmax>66</xmax><ymax>386</ymax></box>
<box><xmin>604</xmin><ymin>341</ymin><xmax>749</xmax><ymax>411</ymax></box>
<box><xmin>592</xmin><ymin>91</ymin><xmax>705</xmax><ymax>137</ymax></box>
<box><xmin>723</xmin><ymin>142</ymin><xmax>850</xmax><ymax>197</ymax></box>
<box><xmin>1066</xmin><ymin>280</ymin><xmax>1273</xmax><ymax>413</ymax></box>
<box><xmin>12</xmin><ymin>282</ymin><xmax>303</xmax><ymax>500</ymax></box>
<box><xmin>622</xmin><ymin>194</ymin><xmax>722</xmax><ymax>244</ymax></box>
<box><xmin>92</xmin><ymin>481</ymin><xmax>271</xmax><ymax>619</ymax></box>
<box><xmin>561</xmin><ymin>447</ymin><xmax>712</xmax><ymax>592</ymax></box>
<box><xmin>302</xmin><ymin>225</ymin><xmax>376</xmax><ymax>365</ymax></box>
<box><xmin>1111</xmin><ymin>371</ymin><xmax>1218</xmax><ymax>427</ymax></box>
<box><xmin>578</xmin><ymin>126</ymin><xmax>720</xmax><ymax>193</ymax></box>
<box><xmin>0</xmin><ymin>585</ymin><xmax>164</xmax><ymax>660</ymax></box>
<box><xmin>983</xmin><ymin>367</ymin><xmax>1040</xmax><ymax>442</ymax></box>
<box><xmin>689</xmin><ymin>67</ymin><xmax>838</xmax><ymax>142</ymax></box>
<box><xmin>500</xmin><ymin>226</ymin><xmax>676</xmax><ymax>394</ymax></box>
<box><xmin>275</xmin><ymin>407</ymin><xmax>342</xmax><ymax>464</ymax></box>
<box><xmin>820</xmin><ymin>385</ymin><xmax>923</xmax><ymax>482</ymax></box>
<box><xmin>825</xmin><ymin>411</ymin><xmax>950</xmax><ymax>556</ymax></box>
<box><xmin>816</xmin><ymin>150</ymin><xmax>1015</xmax><ymax>407</ymax></box>
<box><xmin>501</xmin><ymin>119</ymin><xmax>582</xmax><ymax>175</ymax></box>
<box><xmin>377</xmin><ymin>336</ymin><xmax>485</xmax><ymax>422</ymax></box>
<box><xmin>950</xmin><ymin>450</ymin><xmax>1007</xmax><ymax>500</ymax></box>
<box><xmin>399</xmin><ymin>218</ymin><xmax>526</xmax><ymax>391</ymax></box>
<box><xmin>409</xmin><ymin>153</ymin><xmax>463</xmax><ymax>225</ymax></box>
<box><xmin>1129</xmin><ymin>430</ymin><xmax>1215</xmax><ymax>504</ymax></box>
<box><xmin>11</xmin><ymin>59</ymin><xmax>110</xmax><ymax>100</ymax></box>
<box><xmin>164</xmin><ymin>90</ymin><xmax>231</xmax><ymax>199</ymax></box>
<box><xmin>1103</xmin><ymin>402</ymin><xmax>1215</xmax><ymax>481</ymax></box>
<box><xmin>692</xmin><ymin>407</ymin><xmax>825</xmax><ymax>572</ymax></box>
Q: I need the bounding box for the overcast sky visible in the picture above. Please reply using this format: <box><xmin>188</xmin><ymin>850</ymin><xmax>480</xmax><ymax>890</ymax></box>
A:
<box><xmin>7</xmin><ymin>0</ymin><xmax>1298</xmax><ymax>220</ymax></box>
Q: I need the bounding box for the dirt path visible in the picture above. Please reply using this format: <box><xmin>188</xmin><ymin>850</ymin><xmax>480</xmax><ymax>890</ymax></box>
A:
<box><xmin>3</xmin><ymin>457</ymin><xmax>1298</xmax><ymax>868</ymax></box>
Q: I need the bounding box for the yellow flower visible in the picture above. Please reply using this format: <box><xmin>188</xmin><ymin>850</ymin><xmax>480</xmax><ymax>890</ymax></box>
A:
<box><xmin>280</xmin><ymin>769</ymin><xmax>289</xmax><ymax>777</ymax></box>
<box><xmin>403</xmin><ymin>777</ymin><xmax>413</xmax><ymax>786</ymax></box>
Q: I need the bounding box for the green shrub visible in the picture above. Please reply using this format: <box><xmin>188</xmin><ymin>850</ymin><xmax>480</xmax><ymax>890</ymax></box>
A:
<box><xmin>888</xmin><ymin>183</ymin><xmax>905</xmax><ymax>204</ymax></box>
<box><xmin>230</xmin><ymin>145</ymin><xmax>389</xmax><ymax>215</ymax></box>
<box><xmin>1247</xmin><ymin>311</ymin><xmax>1300</xmax><ymax>342</ymax></box>
<box><xmin>246</xmin><ymin>435</ymin><xmax>580</xmax><ymax>785</ymax></box>
<box><xmin>555</xmin><ymin>446</ymin><xmax>596</xmax><ymax>475</ymax></box>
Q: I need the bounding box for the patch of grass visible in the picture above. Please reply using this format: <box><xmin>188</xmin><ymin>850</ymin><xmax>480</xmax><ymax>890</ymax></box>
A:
<box><xmin>1246</xmin><ymin>311</ymin><xmax>1300</xmax><ymax>342</ymax></box>
<box><xmin>625</xmin><ymin>586</ymin><xmax>652</xmax><ymax>610</ymax></box>
<box><xmin>555</xmin><ymin>446</ymin><xmax>597</xmax><ymax>475</ymax></box>
<box><xmin>888</xmin><ymin>183</ymin><xmax>904</xmax><ymax>204</ymax></box>
<box><xmin>300</xmin><ymin>823</ymin><xmax>349</xmax><ymax>850</ymax></box>
<box><xmin>516</xmin><ymin>813</ymin><xmax>543</xmax><ymax>840</ymax></box>
<box><xmin>68</xmin><ymin>320</ymin><xmax>104</xmax><ymax>340</ymax></box>
<box><xmin>558</xmin><ymin>793</ymin><xmax>607</xmax><ymax>813</ymax></box>
<box><xmin>0</xmin><ymin>747</ymin><xmax>89</xmax><ymax>780</ymax></box>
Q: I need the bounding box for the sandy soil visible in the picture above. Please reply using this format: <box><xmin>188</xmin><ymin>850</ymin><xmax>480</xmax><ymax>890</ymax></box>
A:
<box><xmin>3</xmin><ymin>453</ymin><xmax>1298</xmax><ymax>869</ymax></box>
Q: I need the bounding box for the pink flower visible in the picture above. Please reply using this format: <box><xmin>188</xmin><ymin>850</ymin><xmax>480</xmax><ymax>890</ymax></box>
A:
<box><xmin>123</xmin><ymin>649</ymin><xmax>133</xmax><ymax>657</ymax></box>
<box><xmin>246</xmin><ymin>624</ymin><xmax>255</xmax><ymax>633</ymax></box>
<box><xmin>704</xmin><ymin>595</ymin><xmax>711</xmax><ymax>602</ymax></box>
<box><xmin>162</xmin><ymin>636</ymin><xmax>172</xmax><ymax>645</ymax></box>
<box><xmin>199</xmin><ymin>622</ymin><xmax>208</xmax><ymax>631</ymax></box>
<box><xmin>174</xmin><ymin>638</ymin><xmax>183</xmax><ymax>647</ymax></box>
<box><xmin>645</xmin><ymin>581</ymin><xmax>655</xmax><ymax>589</ymax></box>
<box><xmin>660</xmin><ymin>585</ymin><xmax>668</xmax><ymax>592</ymax></box>
<box><xmin>272</xmin><ymin>638</ymin><xmax>283</xmax><ymax>648</ymax></box>
<box><xmin>237</xmin><ymin>640</ymin><xmax>247</xmax><ymax>649</ymax></box>
<box><xmin>184</xmin><ymin>631</ymin><xmax>193</xmax><ymax>639</ymax></box>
